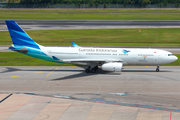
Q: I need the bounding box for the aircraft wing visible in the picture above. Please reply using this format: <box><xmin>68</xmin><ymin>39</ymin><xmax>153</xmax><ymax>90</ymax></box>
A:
<box><xmin>61</xmin><ymin>59</ymin><xmax>123</xmax><ymax>62</ymax></box>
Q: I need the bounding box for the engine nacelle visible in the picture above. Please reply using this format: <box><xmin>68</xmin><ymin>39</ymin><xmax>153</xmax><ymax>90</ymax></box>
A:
<box><xmin>102</xmin><ymin>62</ymin><xmax>123</xmax><ymax>72</ymax></box>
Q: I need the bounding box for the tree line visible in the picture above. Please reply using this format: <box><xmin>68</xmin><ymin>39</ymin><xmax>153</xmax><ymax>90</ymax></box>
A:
<box><xmin>16</xmin><ymin>0</ymin><xmax>180</xmax><ymax>7</ymax></box>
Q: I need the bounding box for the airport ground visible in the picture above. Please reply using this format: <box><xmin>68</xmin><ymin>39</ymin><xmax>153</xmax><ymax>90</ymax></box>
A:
<box><xmin>0</xmin><ymin>9</ymin><xmax>180</xmax><ymax>119</ymax></box>
<box><xmin>1</xmin><ymin>66</ymin><xmax>180</xmax><ymax>120</ymax></box>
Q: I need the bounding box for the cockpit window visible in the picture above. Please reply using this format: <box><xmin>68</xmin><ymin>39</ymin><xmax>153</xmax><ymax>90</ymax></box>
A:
<box><xmin>168</xmin><ymin>54</ymin><xmax>174</xmax><ymax>56</ymax></box>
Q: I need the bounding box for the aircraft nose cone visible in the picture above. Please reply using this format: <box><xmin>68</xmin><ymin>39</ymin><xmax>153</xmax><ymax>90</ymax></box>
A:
<box><xmin>175</xmin><ymin>56</ymin><xmax>178</xmax><ymax>61</ymax></box>
<box><xmin>172</xmin><ymin>56</ymin><xmax>178</xmax><ymax>62</ymax></box>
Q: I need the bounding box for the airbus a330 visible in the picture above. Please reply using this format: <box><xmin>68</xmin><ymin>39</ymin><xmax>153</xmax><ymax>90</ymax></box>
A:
<box><xmin>6</xmin><ymin>20</ymin><xmax>178</xmax><ymax>73</ymax></box>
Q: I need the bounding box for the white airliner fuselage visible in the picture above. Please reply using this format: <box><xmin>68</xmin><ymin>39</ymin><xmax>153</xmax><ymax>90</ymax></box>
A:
<box><xmin>6</xmin><ymin>20</ymin><xmax>178</xmax><ymax>73</ymax></box>
<box><xmin>40</xmin><ymin>46</ymin><xmax>178</xmax><ymax>72</ymax></box>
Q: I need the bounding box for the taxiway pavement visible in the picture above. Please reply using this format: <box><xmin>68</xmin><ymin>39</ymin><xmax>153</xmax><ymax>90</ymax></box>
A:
<box><xmin>1</xmin><ymin>20</ymin><xmax>180</xmax><ymax>26</ymax></box>
<box><xmin>1</xmin><ymin>20</ymin><xmax>180</xmax><ymax>30</ymax></box>
<box><xmin>0</xmin><ymin>66</ymin><xmax>180</xmax><ymax>119</ymax></box>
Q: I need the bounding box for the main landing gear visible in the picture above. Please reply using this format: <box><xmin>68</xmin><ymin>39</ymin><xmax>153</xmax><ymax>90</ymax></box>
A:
<box><xmin>156</xmin><ymin>65</ymin><xmax>160</xmax><ymax>72</ymax></box>
<box><xmin>85</xmin><ymin>66</ymin><xmax>98</xmax><ymax>73</ymax></box>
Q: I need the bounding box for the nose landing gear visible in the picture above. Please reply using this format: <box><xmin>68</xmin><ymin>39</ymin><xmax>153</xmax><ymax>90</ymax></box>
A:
<box><xmin>156</xmin><ymin>65</ymin><xmax>160</xmax><ymax>72</ymax></box>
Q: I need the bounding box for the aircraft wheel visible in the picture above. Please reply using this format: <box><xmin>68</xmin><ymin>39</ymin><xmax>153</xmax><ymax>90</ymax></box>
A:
<box><xmin>94</xmin><ymin>66</ymin><xmax>98</xmax><ymax>70</ymax></box>
<box><xmin>85</xmin><ymin>69</ymin><xmax>90</xmax><ymax>73</ymax></box>
<box><xmin>91</xmin><ymin>69</ymin><xmax>96</xmax><ymax>73</ymax></box>
<box><xmin>156</xmin><ymin>68</ymin><xmax>159</xmax><ymax>72</ymax></box>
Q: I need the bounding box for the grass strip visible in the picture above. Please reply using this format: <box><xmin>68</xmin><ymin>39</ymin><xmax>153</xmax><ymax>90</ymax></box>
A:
<box><xmin>0</xmin><ymin>52</ymin><xmax>179</xmax><ymax>66</ymax></box>
<box><xmin>1</xmin><ymin>28</ymin><xmax>180</xmax><ymax>47</ymax></box>
<box><xmin>1</xmin><ymin>9</ymin><xmax>180</xmax><ymax>20</ymax></box>
<box><xmin>0</xmin><ymin>52</ymin><xmax>72</xmax><ymax>66</ymax></box>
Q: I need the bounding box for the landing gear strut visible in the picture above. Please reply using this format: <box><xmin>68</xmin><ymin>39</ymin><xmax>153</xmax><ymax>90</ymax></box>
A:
<box><xmin>156</xmin><ymin>65</ymin><xmax>160</xmax><ymax>72</ymax></box>
<box><xmin>85</xmin><ymin>66</ymin><xmax>98</xmax><ymax>73</ymax></box>
<box><xmin>85</xmin><ymin>66</ymin><xmax>91</xmax><ymax>73</ymax></box>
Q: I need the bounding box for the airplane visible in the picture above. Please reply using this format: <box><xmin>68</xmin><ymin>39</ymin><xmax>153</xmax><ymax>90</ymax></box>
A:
<box><xmin>6</xmin><ymin>20</ymin><xmax>178</xmax><ymax>73</ymax></box>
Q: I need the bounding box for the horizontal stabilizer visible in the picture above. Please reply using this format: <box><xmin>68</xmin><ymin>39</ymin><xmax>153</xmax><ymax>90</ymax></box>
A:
<box><xmin>9</xmin><ymin>46</ymin><xmax>28</xmax><ymax>53</ymax></box>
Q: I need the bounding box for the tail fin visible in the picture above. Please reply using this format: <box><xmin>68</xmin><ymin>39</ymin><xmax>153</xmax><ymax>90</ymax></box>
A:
<box><xmin>6</xmin><ymin>20</ymin><xmax>40</xmax><ymax>49</ymax></box>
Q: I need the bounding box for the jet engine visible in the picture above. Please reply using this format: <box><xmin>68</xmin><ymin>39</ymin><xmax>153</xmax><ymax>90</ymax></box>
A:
<box><xmin>102</xmin><ymin>62</ymin><xmax>123</xmax><ymax>72</ymax></box>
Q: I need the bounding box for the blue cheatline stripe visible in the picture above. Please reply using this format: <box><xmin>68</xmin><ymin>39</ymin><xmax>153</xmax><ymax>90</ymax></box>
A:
<box><xmin>26</xmin><ymin>52</ymin><xmax>63</xmax><ymax>63</ymax></box>
<box><xmin>24</xmin><ymin>47</ymin><xmax>62</xmax><ymax>63</ymax></box>
<box><xmin>6</xmin><ymin>20</ymin><xmax>40</xmax><ymax>49</ymax></box>
<box><xmin>9</xmin><ymin>45</ymin><xmax>63</xmax><ymax>63</ymax></box>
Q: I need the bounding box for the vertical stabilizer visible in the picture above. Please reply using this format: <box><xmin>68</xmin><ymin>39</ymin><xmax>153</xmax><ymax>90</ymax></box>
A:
<box><xmin>6</xmin><ymin>20</ymin><xmax>40</xmax><ymax>49</ymax></box>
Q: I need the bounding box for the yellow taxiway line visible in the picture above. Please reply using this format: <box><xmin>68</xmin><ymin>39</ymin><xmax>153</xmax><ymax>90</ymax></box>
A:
<box><xmin>46</xmin><ymin>67</ymin><xmax>59</xmax><ymax>77</ymax></box>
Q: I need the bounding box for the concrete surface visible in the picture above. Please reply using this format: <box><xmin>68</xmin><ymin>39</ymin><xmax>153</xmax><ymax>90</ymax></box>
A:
<box><xmin>2</xmin><ymin>20</ymin><xmax>180</xmax><ymax>26</ymax></box>
<box><xmin>0</xmin><ymin>93</ymin><xmax>179</xmax><ymax>120</ymax></box>
<box><xmin>1</xmin><ymin>20</ymin><xmax>180</xmax><ymax>31</ymax></box>
<box><xmin>0</xmin><ymin>66</ymin><xmax>180</xmax><ymax>119</ymax></box>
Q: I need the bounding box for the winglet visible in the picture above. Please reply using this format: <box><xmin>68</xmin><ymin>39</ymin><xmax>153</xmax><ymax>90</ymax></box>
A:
<box><xmin>72</xmin><ymin>42</ymin><xmax>80</xmax><ymax>47</ymax></box>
